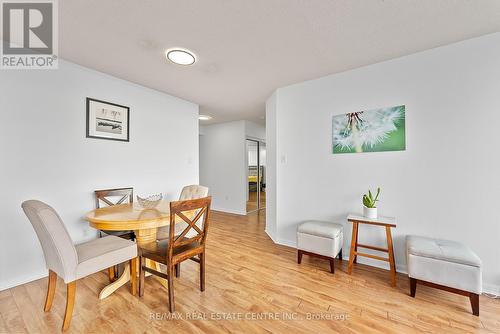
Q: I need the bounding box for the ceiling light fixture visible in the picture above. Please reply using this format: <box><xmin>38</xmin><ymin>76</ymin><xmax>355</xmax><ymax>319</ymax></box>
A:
<box><xmin>198</xmin><ymin>115</ymin><xmax>212</xmax><ymax>121</ymax></box>
<box><xmin>166</xmin><ymin>48</ymin><xmax>196</xmax><ymax>65</ymax></box>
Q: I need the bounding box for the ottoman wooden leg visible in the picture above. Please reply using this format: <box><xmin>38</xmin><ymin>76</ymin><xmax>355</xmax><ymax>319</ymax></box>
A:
<box><xmin>297</xmin><ymin>250</ymin><xmax>303</xmax><ymax>264</ymax></box>
<box><xmin>469</xmin><ymin>293</ymin><xmax>479</xmax><ymax>316</ymax></box>
<box><xmin>329</xmin><ymin>258</ymin><xmax>335</xmax><ymax>273</ymax></box>
<box><xmin>409</xmin><ymin>277</ymin><xmax>417</xmax><ymax>297</ymax></box>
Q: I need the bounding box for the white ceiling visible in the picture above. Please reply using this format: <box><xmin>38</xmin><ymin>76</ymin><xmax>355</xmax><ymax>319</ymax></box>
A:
<box><xmin>60</xmin><ymin>0</ymin><xmax>500</xmax><ymax>124</ymax></box>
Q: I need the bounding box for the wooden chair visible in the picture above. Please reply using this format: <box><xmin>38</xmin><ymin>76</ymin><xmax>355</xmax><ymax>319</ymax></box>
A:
<box><xmin>22</xmin><ymin>200</ymin><xmax>137</xmax><ymax>331</ymax></box>
<box><xmin>94</xmin><ymin>187</ymin><xmax>135</xmax><ymax>281</ymax></box>
<box><xmin>156</xmin><ymin>185</ymin><xmax>209</xmax><ymax>241</ymax></box>
<box><xmin>138</xmin><ymin>197</ymin><xmax>211</xmax><ymax>312</ymax></box>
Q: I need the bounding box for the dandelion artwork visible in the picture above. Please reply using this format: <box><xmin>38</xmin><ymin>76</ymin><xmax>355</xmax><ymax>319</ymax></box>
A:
<box><xmin>332</xmin><ymin>105</ymin><xmax>405</xmax><ymax>154</ymax></box>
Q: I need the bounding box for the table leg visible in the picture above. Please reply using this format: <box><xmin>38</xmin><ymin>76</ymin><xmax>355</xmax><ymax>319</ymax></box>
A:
<box><xmin>134</xmin><ymin>228</ymin><xmax>169</xmax><ymax>289</ymax></box>
<box><xmin>385</xmin><ymin>226</ymin><xmax>396</xmax><ymax>287</ymax></box>
<box><xmin>99</xmin><ymin>263</ymin><xmax>131</xmax><ymax>299</ymax></box>
<box><xmin>347</xmin><ymin>222</ymin><xmax>358</xmax><ymax>275</ymax></box>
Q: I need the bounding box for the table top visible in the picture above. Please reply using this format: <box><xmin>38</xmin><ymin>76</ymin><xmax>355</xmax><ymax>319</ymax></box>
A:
<box><xmin>85</xmin><ymin>200</ymin><xmax>172</xmax><ymax>231</ymax></box>
<box><xmin>347</xmin><ymin>214</ymin><xmax>396</xmax><ymax>227</ymax></box>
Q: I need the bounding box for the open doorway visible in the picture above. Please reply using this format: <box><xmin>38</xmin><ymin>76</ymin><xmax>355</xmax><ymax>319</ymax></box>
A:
<box><xmin>246</xmin><ymin>139</ymin><xmax>266</xmax><ymax>213</ymax></box>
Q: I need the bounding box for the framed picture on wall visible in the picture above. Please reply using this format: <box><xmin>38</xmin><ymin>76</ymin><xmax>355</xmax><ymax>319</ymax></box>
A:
<box><xmin>86</xmin><ymin>97</ymin><xmax>130</xmax><ymax>142</ymax></box>
<box><xmin>332</xmin><ymin>105</ymin><xmax>405</xmax><ymax>154</ymax></box>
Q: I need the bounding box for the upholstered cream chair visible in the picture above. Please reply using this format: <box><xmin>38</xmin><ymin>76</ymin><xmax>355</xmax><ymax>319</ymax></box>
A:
<box><xmin>156</xmin><ymin>185</ymin><xmax>209</xmax><ymax>241</ymax></box>
<box><xmin>22</xmin><ymin>200</ymin><xmax>138</xmax><ymax>331</ymax></box>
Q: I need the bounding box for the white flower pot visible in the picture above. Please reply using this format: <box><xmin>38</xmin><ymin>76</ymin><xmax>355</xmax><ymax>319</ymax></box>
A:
<box><xmin>363</xmin><ymin>206</ymin><xmax>378</xmax><ymax>219</ymax></box>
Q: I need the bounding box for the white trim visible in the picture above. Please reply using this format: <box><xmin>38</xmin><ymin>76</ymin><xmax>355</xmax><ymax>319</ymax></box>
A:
<box><xmin>483</xmin><ymin>283</ymin><xmax>500</xmax><ymax>296</ymax></box>
<box><xmin>276</xmin><ymin>237</ymin><xmax>297</xmax><ymax>248</ymax></box>
<box><xmin>264</xmin><ymin>229</ymin><xmax>277</xmax><ymax>243</ymax></box>
<box><xmin>0</xmin><ymin>271</ymin><xmax>48</xmax><ymax>291</ymax></box>
<box><xmin>211</xmin><ymin>207</ymin><xmax>246</xmax><ymax>216</ymax></box>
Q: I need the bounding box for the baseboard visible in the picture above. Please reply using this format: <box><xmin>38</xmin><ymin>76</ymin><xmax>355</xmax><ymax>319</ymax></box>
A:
<box><xmin>211</xmin><ymin>207</ymin><xmax>247</xmax><ymax>216</ymax></box>
<box><xmin>270</xmin><ymin>237</ymin><xmax>500</xmax><ymax>296</ymax></box>
<box><xmin>483</xmin><ymin>283</ymin><xmax>500</xmax><ymax>296</ymax></box>
<box><xmin>0</xmin><ymin>270</ymin><xmax>48</xmax><ymax>291</ymax></box>
<box><xmin>264</xmin><ymin>229</ymin><xmax>277</xmax><ymax>243</ymax></box>
<box><xmin>276</xmin><ymin>237</ymin><xmax>297</xmax><ymax>248</ymax></box>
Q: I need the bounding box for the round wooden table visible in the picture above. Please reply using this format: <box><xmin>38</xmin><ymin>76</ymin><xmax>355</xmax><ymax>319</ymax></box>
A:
<box><xmin>85</xmin><ymin>200</ymin><xmax>172</xmax><ymax>299</ymax></box>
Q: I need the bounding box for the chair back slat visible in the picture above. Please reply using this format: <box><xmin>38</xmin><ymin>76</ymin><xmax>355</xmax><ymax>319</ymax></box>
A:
<box><xmin>94</xmin><ymin>188</ymin><xmax>133</xmax><ymax>209</ymax></box>
<box><xmin>168</xmin><ymin>197</ymin><xmax>211</xmax><ymax>261</ymax></box>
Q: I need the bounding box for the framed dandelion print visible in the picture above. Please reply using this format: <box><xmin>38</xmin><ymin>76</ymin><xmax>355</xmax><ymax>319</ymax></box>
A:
<box><xmin>332</xmin><ymin>105</ymin><xmax>405</xmax><ymax>154</ymax></box>
<box><xmin>86</xmin><ymin>98</ymin><xmax>130</xmax><ymax>142</ymax></box>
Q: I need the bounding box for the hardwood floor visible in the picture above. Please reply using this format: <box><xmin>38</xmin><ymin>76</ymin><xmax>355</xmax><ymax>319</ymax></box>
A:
<box><xmin>2</xmin><ymin>210</ymin><xmax>499</xmax><ymax>333</ymax></box>
<box><xmin>246</xmin><ymin>191</ymin><xmax>266</xmax><ymax>212</ymax></box>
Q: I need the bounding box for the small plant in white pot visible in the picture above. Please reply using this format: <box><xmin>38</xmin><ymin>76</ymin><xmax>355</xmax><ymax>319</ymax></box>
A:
<box><xmin>363</xmin><ymin>187</ymin><xmax>380</xmax><ymax>219</ymax></box>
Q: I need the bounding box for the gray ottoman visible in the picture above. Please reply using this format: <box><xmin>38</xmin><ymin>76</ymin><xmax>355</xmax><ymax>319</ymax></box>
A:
<box><xmin>406</xmin><ymin>235</ymin><xmax>482</xmax><ymax>315</ymax></box>
<box><xmin>297</xmin><ymin>221</ymin><xmax>343</xmax><ymax>273</ymax></box>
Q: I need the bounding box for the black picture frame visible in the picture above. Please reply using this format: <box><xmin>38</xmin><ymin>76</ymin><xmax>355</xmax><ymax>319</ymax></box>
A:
<box><xmin>86</xmin><ymin>97</ymin><xmax>130</xmax><ymax>142</ymax></box>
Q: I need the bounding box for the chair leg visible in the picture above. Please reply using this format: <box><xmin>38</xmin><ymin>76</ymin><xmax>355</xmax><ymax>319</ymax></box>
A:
<box><xmin>297</xmin><ymin>250</ymin><xmax>303</xmax><ymax>264</ymax></box>
<box><xmin>329</xmin><ymin>258</ymin><xmax>335</xmax><ymax>273</ymax></box>
<box><xmin>44</xmin><ymin>270</ymin><xmax>57</xmax><ymax>312</ymax></box>
<box><xmin>167</xmin><ymin>265</ymin><xmax>175</xmax><ymax>313</ymax></box>
<box><xmin>108</xmin><ymin>267</ymin><xmax>115</xmax><ymax>282</ymax></box>
<box><xmin>200</xmin><ymin>252</ymin><xmax>206</xmax><ymax>292</ymax></box>
<box><xmin>62</xmin><ymin>281</ymin><xmax>76</xmax><ymax>331</ymax></box>
<box><xmin>410</xmin><ymin>277</ymin><xmax>417</xmax><ymax>297</ymax></box>
<box><xmin>469</xmin><ymin>293</ymin><xmax>479</xmax><ymax>316</ymax></box>
<box><xmin>139</xmin><ymin>257</ymin><xmax>145</xmax><ymax>297</ymax></box>
<box><xmin>338</xmin><ymin>249</ymin><xmax>342</xmax><ymax>262</ymax></box>
<box><xmin>130</xmin><ymin>258</ymin><xmax>137</xmax><ymax>296</ymax></box>
<box><xmin>175</xmin><ymin>263</ymin><xmax>180</xmax><ymax>278</ymax></box>
<box><xmin>115</xmin><ymin>264</ymin><xmax>121</xmax><ymax>279</ymax></box>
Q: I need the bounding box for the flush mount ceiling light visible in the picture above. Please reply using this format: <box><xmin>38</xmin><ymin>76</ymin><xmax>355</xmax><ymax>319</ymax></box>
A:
<box><xmin>166</xmin><ymin>48</ymin><xmax>196</xmax><ymax>65</ymax></box>
<box><xmin>198</xmin><ymin>115</ymin><xmax>212</xmax><ymax>121</ymax></box>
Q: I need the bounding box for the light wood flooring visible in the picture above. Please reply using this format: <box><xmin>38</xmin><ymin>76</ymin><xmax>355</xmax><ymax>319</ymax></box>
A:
<box><xmin>246</xmin><ymin>191</ymin><xmax>266</xmax><ymax>212</ymax></box>
<box><xmin>1</xmin><ymin>210</ymin><xmax>499</xmax><ymax>333</ymax></box>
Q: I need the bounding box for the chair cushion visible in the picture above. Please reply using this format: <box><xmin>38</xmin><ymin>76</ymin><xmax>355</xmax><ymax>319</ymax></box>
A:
<box><xmin>406</xmin><ymin>235</ymin><xmax>481</xmax><ymax>267</ymax></box>
<box><xmin>297</xmin><ymin>221</ymin><xmax>343</xmax><ymax>239</ymax></box>
<box><xmin>75</xmin><ymin>236</ymin><xmax>137</xmax><ymax>280</ymax></box>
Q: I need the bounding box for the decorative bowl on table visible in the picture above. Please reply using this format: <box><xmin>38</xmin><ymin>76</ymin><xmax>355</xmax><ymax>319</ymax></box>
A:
<box><xmin>137</xmin><ymin>193</ymin><xmax>163</xmax><ymax>209</ymax></box>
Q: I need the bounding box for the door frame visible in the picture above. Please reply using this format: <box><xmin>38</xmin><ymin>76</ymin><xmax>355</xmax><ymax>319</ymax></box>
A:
<box><xmin>246</xmin><ymin>139</ymin><xmax>264</xmax><ymax>212</ymax></box>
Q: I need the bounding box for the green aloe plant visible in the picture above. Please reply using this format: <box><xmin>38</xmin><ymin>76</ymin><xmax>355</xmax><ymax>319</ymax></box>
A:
<box><xmin>363</xmin><ymin>187</ymin><xmax>380</xmax><ymax>208</ymax></box>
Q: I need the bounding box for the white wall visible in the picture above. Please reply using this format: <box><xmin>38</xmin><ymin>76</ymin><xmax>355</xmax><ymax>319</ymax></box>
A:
<box><xmin>200</xmin><ymin>121</ymin><xmax>247</xmax><ymax>214</ymax></box>
<box><xmin>0</xmin><ymin>60</ymin><xmax>199</xmax><ymax>290</ymax></box>
<box><xmin>266</xmin><ymin>33</ymin><xmax>500</xmax><ymax>294</ymax></box>
<box><xmin>199</xmin><ymin>120</ymin><xmax>265</xmax><ymax>214</ymax></box>
<box><xmin>245</xmin><ymin>120</ymin><xmax>266</xmax><ymax>141</ymax></box>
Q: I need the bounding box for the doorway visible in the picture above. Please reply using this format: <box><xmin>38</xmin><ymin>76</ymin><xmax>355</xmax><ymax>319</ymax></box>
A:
<box><xmin>246</xmin><ymin>139</ymin><xmax>266</xmax><ymax>213</ymax></box>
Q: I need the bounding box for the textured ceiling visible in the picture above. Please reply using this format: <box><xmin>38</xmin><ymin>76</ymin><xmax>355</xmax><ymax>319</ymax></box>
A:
<box><xmin>60</xmin><ymin>0</ymin><xmax>500</xmax><ymax>124</ymax></box>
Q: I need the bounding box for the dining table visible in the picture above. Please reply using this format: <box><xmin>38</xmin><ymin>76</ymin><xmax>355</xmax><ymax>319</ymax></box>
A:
<box><xmin>85</xmin><ymin>200</ymin><xmax>175</xmax><ymax>299</ymax></box>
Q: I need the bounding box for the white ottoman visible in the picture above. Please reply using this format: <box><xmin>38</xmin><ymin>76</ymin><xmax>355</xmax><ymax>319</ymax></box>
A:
<box><xmin>297</xmin><ymin>221</ymin><xmax>343</xmax><ymax>273</ymax></box>
<box><xmin>406</xmin><ymin>235</ymin><xmax>482</xmax><ymax>316</ymax></box>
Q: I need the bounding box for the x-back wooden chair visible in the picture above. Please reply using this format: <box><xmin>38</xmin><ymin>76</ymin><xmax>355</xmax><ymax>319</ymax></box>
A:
<box><xmin>95</xmin><ymin>187</ymin><xmax>134</xmax><ymax>209</ymax></box>
<box><xmin>138</xmin><ymin>197</ymin><xmax>211</xmax><ymax>312</ymax></box>
<box><xmin>94</xmin><ymin>187</ymin><xmax>135</xmax><ymax>281</ymax></box>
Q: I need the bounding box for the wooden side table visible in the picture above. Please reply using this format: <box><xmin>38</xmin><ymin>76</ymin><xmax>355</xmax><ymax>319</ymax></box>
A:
<box><xmin>347</xmin><ymin>214</ymin><xmax>397</xmax><ymax>287</ymax></box>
